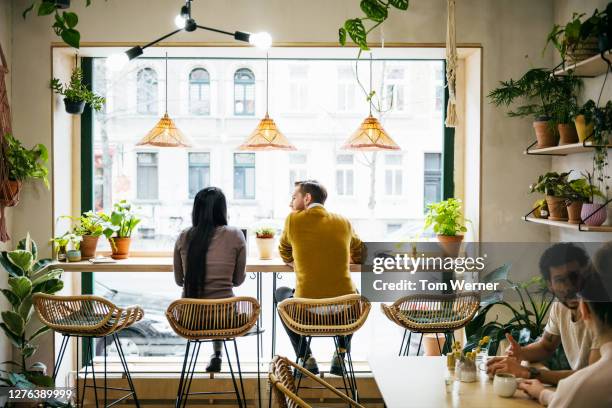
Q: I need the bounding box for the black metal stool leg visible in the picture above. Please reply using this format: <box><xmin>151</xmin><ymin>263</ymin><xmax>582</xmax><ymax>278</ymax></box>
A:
<box><xmin>416</xmin><ymin>333</ymin><xmax>424</xmax><ymax>356</ymax></box>
<box><xmin>399</xmin><ymin>329</ymin><xmax>407</xmax><ymax>356</ymax></box>
<box><xmin>404</xmin><ymin>331</ymin><xmax>412</xmax><ymax>356</ymax></box>
<box><xmin>88</xmin><ymin>337</ymin><xmax>99</xmax><ymax>407</ymax></box>
<box><xmin>80</xmin><ymin>338</ymin><xmax>90</xmax><ymax>406</ymax></box>
<box><xmin>175</xmin><ymin>341</ymin><xmax>191</xmax><ymax>408</ymax></box>
<box><xmin>114</xmin><ymin>333</ymin><xmax>141</xmax><ymax>408</ymax></box>
<box><xmin>295</xmin><ymin>336</ymin><xmax>312</xmax><ymax>395</ymax></box>
<box><xmin>181</xmin><ymin>340</ymin><xmax>201</xmax><ymax>408</ymax></box>
<box><xmin>233</xmin><ymin>339</ymin><xmax>247</xmax><ymax>407</ymax></box>
<box><xmin>53</xmin><ymin>335</ymin><xmax>70</xmax><ymax>381</ymax></box>
<box><xmin>436</xmin><ymin>333</ymin><xmax>443</xmax><ymax>356</ymax></box>
<box><xmin>346</xmin><ymin>345</ymin><xmax>359</xmax><ymax>402</ymax></box>
<box><xmin>223</xmin><ymin>340</ymin><xmax>244</xmax><ymax>408</ymax></box>
<box><xmin>103</xmin><ymin>335</ymin><xmax>107</xmax><ymax>407</ymax></box>
<box><xmin>75</xmin><ymin>337</ymin><xmax>80</xmax><ymax>407</ymax></box>
<box><xmin>333</xmin><ymin>336</ymin><xmax>351</xmax><ymax>400</ymax></box>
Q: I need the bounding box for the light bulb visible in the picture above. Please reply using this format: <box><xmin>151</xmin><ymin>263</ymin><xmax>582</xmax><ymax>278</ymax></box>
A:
<box><xmin>106</xmin><ymin>52</ymin><xmax>129</xmax><ymax>71</ymax></box>
<box><xmin>249</xmin><ymin>32</ymin><xmax>272</xmax><ymax>50</ymax></box>
<box><xmin>174</xmin><ymin>13</ymin><xmax>187</xmax><ymax>29</ymax></box>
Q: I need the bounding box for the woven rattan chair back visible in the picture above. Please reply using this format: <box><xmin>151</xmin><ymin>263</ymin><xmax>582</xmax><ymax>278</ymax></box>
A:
<box><xmin>165</xmin><ymin>296</ymin><xmax>260</xmax><ymax>340</ymax></box>
<box><xmin>33</xmin><ymin>293</ymin><xmax>143</xmax><ymax>337</ymax></box>
<box><xmin>277</xmin><ymin>294</ymin><xmax>371</xmax><ymax>337</ymax></box>
<box><xmin>381</xmin><ymin>292</ymin><xmax>480</xmax><ymax>333</ymax></box>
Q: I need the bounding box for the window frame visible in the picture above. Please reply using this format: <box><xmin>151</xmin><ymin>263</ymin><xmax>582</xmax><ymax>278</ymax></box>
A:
<box><xmin>187</xmin><ymin>151</ymin><xmax>211</xmax><ymax>199</ymax></box>
<box><xmin>233</xmin><ymin>67</ymin><xmax>256</xmax><ymax>116</ymax></box>
<box><xmin>136</xmin><ymin>66</ymin><xmax>159</xmax><ymax>115</ymax></box>
<box><xmin>188</xmin><ymin>67</ymin><xmax>211</xmax><ymax>116</ymax></box>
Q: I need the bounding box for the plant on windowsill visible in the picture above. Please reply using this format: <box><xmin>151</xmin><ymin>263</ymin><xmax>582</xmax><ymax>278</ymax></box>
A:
<box><xmin>565</xmin><ymin>174</ymin><xmax>605</xmax><ymax>224</ymax></box>
<box><xmin>62</xmin><ymin>211</ymin><xmax>105</xmax><ymax>260</ymax></box>
<box><xmin>0</xmin><ymin>235</ymin><xmax>64</xmax><ymax>400</ymax></box>
<box><xmin>255</xmin><ymin>227</ymin><xmax>276</xmax><ymax>260</ymax></box>
<box><xmin>51</xmin><ymin>67</ymin><xmax>105</xmax><ymax>115</ymax></box>
<box><xmin>423</xmin><ymin>198</ymin><xmax>468</xmax><ymax>257</ymax></box>
<box><xmin>1</xmin><ymin>134</ymin><xmax>49</xmax><ymax>208</ymax></box>
<box><xmin>50</xmin><ymin>231</ymin><xmax>81</xmax><ymax>263</ymax></box>
<box><xmin>530</xmin><ymin>171</ymin><xmax>572</xmax><ymax>221</ymax></box>
<box><xmin>488</xmin><ymin>68</ymin><xmax>576</xmax><ymax>149</ymax></box>
<box><xmin>100</xmin><ymin>200</ymin><xmax>141</xmax><ymax>260</ymax></box>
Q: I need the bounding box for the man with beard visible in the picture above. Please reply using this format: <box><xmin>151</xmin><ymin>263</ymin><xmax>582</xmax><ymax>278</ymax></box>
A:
<box><xmin>486</xmin><ymin>243</ymin><xmax>601</xmax><ymax>385</ymax></box>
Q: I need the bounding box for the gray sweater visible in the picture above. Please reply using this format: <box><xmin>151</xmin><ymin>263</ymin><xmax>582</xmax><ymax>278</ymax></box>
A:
<box><xmin>173</xmin><ymin>225</ymin><xmax>247</xmax><ymax>299</ymax></box>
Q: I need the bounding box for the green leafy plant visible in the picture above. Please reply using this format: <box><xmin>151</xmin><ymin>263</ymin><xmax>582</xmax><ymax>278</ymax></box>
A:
<box><xmin>424</xmin><ymin>198</ymin><xmax>468</xmax><ymax>236</ymax></box>
<box><xmin>530</xmin><ymin>171</ymin><xmax>572</xmax><ymax>197</ymax></box>
<box><xmin>51</xmin><ymin>232</ymin><xmax>81</xmax><ymax>251</ymax></box>
<box><xmin>465</xmin><ymin>265</ymin><xmax>554</xmax><ymax>357</ymax></box>
<box><xmin>488</xmin><ymin>68</ymin><xmax>579</xmax><ymax>122</ymax></box>
<box><xmin>100</xmin><ymin>200</ymin><xmax>141</xmax><ymax>239</ymax></box>
<box><xmin>22</xmin><ymin>0</ymin><xmax>109</xmax><ymax>48</ymax></box>
<box><xmin>0</xmin><ymin>234</ymin><xmax>64</xmax><ymax>389</ymax></box>
<box><xmin>51</xmin><ymin>67</ymin><xmax>105</xmax><ymax>111</ymax></box>
<box><xmin>63</xmin><ymin>211</ymin><xmax>105</xmax><ymax>237</ymax></box>
<box><xmin>255</xmin><ymin>227</ymin><xmax>275</xmax><ymax>239</ymax></box>
<box><xmin>550</xmin><ymin>73</ymin><xmax>583</xmax><ymax>124</ymax></box>
<box><xmin>338</xmin><ymin>0</ymin><xmax>409</xmax><ymax>51</ymax></box>
<box><xmin>566</xmin><ymin>175</ymin><xmax>604</xmax><ymax>203</ymax></box>
<box><xmin>4</xmin><ymin>133</ymin><xmax>49</xmax><ymax>188</ymax></box>
<box><xmin>590</xmin><ymin>101</ymin><xmax>612</xmax><ymax>199</ymax></box>
<box><xmin>545</xmin><ymin>12</ymin><xmax>594</xmax><ymax>61</ymax></box>
<box><xmin>575</xmin><ymin>99</ymin><xmax>597</xmax><ymax>123</ymax></box>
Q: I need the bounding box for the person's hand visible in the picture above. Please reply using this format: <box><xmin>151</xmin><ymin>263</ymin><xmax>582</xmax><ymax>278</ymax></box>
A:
<box><xmin>504</xmin><ymin>333</ymin><xmax>523</xmax><ymax>360</ymax></box>
<box><xmin>518</xmin><ymin>379</ymin><xmax>545</xmax><ymax>400</ymax></box>
<box><xmin>486</xmin><ymin>356</ymin><xmax>529</xmax><ymax>378</ymax></box>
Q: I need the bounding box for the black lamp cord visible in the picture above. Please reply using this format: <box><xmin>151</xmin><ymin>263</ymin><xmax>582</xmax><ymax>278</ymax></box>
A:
<box><xmin>266</xmin><ymin>53</ymin><xmax>269</xmax><ymax>115</ymax></box>
<box><xmin>165</xmin><ymin>52</ymin><xmax>168</xmax><ymax>114</ymax></box>
<box><xmin>369</xmin><ymin>53</ymin><xmax>373</xmax><ymax>116</ymax></box>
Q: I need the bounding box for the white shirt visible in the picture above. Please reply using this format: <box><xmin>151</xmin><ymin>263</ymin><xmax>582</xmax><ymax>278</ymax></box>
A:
<box><xmin>307</xmin><ymin>203</ymin><xmax>324</xmax><ymax>209</ymax></box>
<box><xmin>540</xmin><ymin>341</ymin><xmax>612</xmax><ymax>407</ymax></box>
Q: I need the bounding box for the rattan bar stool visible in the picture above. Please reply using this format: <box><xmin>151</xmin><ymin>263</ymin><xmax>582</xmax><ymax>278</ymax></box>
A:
<box><xmin>269</xmin><ymin>356</ymin><xmax>365</xmax><ymax>408</ymax></box>
<box><xmin>381</xmin><ymin>292</ymin><xmax>480</xmax><ymax>356</ymax></box>
<box><xmin>276</xmin><ymin>294</ymin><xmax>371</xmax><ymax>402</ymax></box>
<box><xmin>33</xmin><ymin>293</ymin><xmax>144</xmax><ymax>407</ymax></box>
<box><xmin>166</xmin><ymin>296</ymin><xmax>260</xmax><ymax>408</ymax></box>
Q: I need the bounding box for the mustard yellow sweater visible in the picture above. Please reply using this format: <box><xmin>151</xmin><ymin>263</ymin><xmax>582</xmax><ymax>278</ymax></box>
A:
<box><xmin>278</xmin><ymin>206</ymin><xmax>362</xmax><ymax>298</ymax></box>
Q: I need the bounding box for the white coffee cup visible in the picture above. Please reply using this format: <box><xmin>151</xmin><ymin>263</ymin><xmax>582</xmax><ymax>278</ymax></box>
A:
<box><xmin>493</xmin><ymin>373</ymin><xmax>517</xmax><ymax>398</ymax></box>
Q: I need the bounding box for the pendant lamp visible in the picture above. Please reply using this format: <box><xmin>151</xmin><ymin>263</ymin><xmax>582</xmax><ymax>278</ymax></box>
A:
<box><xmin>238</xmin><ymin>54</ymin><xmax>296</xmax><ymax>151</ymax></box>
<box><xmin>137</xmin><ymin>53</ymin><xmax>192</xmax><ymax>148</ymax></box>
<box><xmin>342</xmin><ymin>55</ymin><xmax>400</xmax><ymax>151</ymax></box>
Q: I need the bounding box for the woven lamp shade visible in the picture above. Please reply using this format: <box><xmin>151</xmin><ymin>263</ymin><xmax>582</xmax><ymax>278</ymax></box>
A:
<box><xmin>342</xmin><ymin>115</ymin><xmax>400</xmax><ymax>151</ymax></box>
<box><xmin>136</xmin><ymin>113</ymin><xmax>192</xmax><ymax>147</ymax></box>
<box><xmin>238</xmin><ymin>114</ymin><xmax>296</xmax><ymax>151</ymax></box>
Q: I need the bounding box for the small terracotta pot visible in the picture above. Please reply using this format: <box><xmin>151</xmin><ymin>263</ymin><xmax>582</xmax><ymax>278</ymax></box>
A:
<box><xmin>545</xmin><ymin>195</ymin><xmax>568</xmax><ymax>221</ymax></box>
<box><xmin>423</xmin><ymin>334</ymin><xmax>446</xmax><ymax>356</ymax></box>
<box><xmin>437</xmin><ymin>234</ymin><xmax>464</xmax><ymax>257</ymax></box>
<box><xmin>533</xmin><ymin>120</ymin><xmax>558</xmax><ymax>148</ymax></box>
<box><xmin>256</xmin><ymin>237</ymin><xmax>275</xmax><ymax>260</ymax></box>
<box><xmin>581</xmin><ymin>203</ymin><xmax>608</xmax><ymax>226</ymax></box>
<box><xmin>574</xmin><ymin>115</ymin><xmax>595</xmax><ymax>143</ymax></box>
<box><xmin>558</xmin><ymin>123</ymin><xmax>579</xmax><ymax>145</ymax></box>
<box><xmin>80</xmin><ymin>235</ymin><xmax>99</xmax><ymax>260</ymax></box>
<box><xmin>110</xmin><ymin>237</ymin><xmax>131</xmax><ymax>260</ymax></box>
<box><xmin>0</xmin><ymin>179</ymin><xmax>22</xmax><ymax>207</ymax></box>
<box><xmin>567</xmin><ymin>201</ymin><xmax>583</xmax><ymax>224</ymax></box>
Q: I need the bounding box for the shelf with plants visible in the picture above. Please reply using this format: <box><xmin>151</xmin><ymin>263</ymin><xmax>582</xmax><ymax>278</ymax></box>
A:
<box><xmin>554</xmin><ymin>50</ymin><xmax>612</xmax><ymax>77</ymax></box>
<box><xmin>522</xmin><ymin>215</ymin><xmax>612</xmax><ymax>232</ymax></box>
<box><xmin>524</xmin><ymin>140</ymin><xmax>612</xmax><ymax>156</ymax></box>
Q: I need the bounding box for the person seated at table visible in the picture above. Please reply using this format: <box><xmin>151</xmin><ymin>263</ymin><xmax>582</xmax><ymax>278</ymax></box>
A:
<box><xmin>487</xmin><ymin>243</ymin><xmax>600</xmax><ymax>384</ymax></box>
<box><xmin>173</xmin><ymin>187</ymin><xmax>246</xmax><ymax>372</ymax></box>
<box><xmin>276</xmin><ymin>180</ymin><xmax>363</xmax><ymax>375</ymax></box>
<box><xmin>518</xmin><ymin>242</ymin><xmax>612</xmax><ymax>407</ymax></box>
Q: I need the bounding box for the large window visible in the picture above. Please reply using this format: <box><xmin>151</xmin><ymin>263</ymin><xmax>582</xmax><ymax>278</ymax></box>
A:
<box><xmin>136</xmin><ymin>152</ymin><xmax>159</xmax><ymax>200</ymax></box>
<box><xmin>233</xmin><ymin>153</ymin><xmax>255</xmax><ymax>199</ymax></box>
<box><xmin>234</xmin><ymin>68</ymin><xmax>255</xmax><ymax>116</ymax></box>
<box><xmin>424</xmin><ymin>152</ymin><xmax>442</xmax><ymax>211</ymax></box>
<box><xmin>384</xmin><ymin>153</ymin><xmax>403</xmax><ymax>196</ymax></box>
<box><xmin>136</xmin><ymin>67</ymin><xmax>158</xmax><ymax>115</ymax></box>
<box><xmin>384</xmin><ymin>67</ymin><xmax>408</xmax><ymax>112</ymax></box>
<box><xmin>336</xmin><ymin>154</ymin><xmax>354</xmax><ymax>196</ymax></box>
<box><xmin>337</xmin><ymin>66</ymin><xmax>356</xmax><ymax>112</ymax></box>
<box><xmin>188</xmin><ymin>152</ymin><xmax>210</xmax><ymax>198</ymax></box>
<box><xmin>288</xmin><ymin>65</ymin><xmax>309</xmax><ymax>111</ymax></box>
<box><xmin>289</xmin><ymin>153</ymin><xmax>308</xmax><ymax>189</ymax></box>
<box><xmin>189</xmin><ymin>68</ymin><xmax>211</xmax><ymax>115</ymax></box>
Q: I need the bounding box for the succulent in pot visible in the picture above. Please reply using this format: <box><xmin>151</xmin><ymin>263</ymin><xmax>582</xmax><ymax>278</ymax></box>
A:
<box><xmin>255</xmin><ymin>227</ymin><xmax>276</xmax><ymax>260</ymax></box>
<box><xmin>565</xmin><ymin>175</ymin><xmax>605</xmax><ymax>224</ymax></box>
<box><xmin>100</xmin><ymin>200</ymin><xmax>140</xmax><ymax>260</ymax></box>
<box><xmin>51</xmin><ymin>67</ymin><xmax>105</xmax><ymax>115</ymax></box>
<box><xmin>50</xmin><ymin>232</ymin><xmax>81</xmax><ymax>262</ymax></box>
<box><xmin>530</xmin><ymin>171</ymin><xmax>572</xmax><ymax>221</ymax></box>
<box><xmin>62</xmin><ymin>211</ymin><xmax>105</xmax><ymax>259</ymax></box>
<box><xmin>424</xmin><ymin>198</ymin><xmax>468</xmax><ymax>257</ymax></box>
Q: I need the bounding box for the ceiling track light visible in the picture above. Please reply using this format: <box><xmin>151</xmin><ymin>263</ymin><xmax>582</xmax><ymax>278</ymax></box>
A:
<box><xmin>110</xmin><ymin>0</ymin><xmax>272</xmax><ymax>67</ymax></box>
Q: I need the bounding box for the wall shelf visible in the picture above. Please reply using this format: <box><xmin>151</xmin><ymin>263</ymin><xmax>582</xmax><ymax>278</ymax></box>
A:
<box><xmin>524</xmin><ymin>141</ymin><xmax>612</xmax><ymax>156</ymax></box>
<box><xmin>523</xmin><ymin>216</ymin><xmax>612</xmax><ymax>232</ymax></box>
<box><xmin>554</xmin><ymin>51</ymin><xmax>611</xmax><ymax>77</ymax></box>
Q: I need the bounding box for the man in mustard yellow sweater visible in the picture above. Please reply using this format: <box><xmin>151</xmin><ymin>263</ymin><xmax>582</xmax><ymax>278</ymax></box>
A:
<box><xmin>276</xmin><ymin>180</ymin><xmax>362</xmax><ymax>375</ymax></box>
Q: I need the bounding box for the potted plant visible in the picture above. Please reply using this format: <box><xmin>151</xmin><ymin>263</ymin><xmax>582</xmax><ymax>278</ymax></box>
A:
<box><xmin>424</xmin><ymin>198</ymin><xmax>468</xmax><ymax>257</ymax></box>
<box><xmin>574</xmin><ymin>99</ymin><xmax>596</xmax><ymax>142</ymax></box>
<box><xmin>584</xmin><ymin>2</ymin><xmax>612</xmax><ymax>54</ymax></box>
<box><xmin>552</xmin><ymin>73</ymin><xmax>582</xmax><ymax>145</ymax></box>
<box><xmin>51</xmin><ymin>67</ymin><xmax>105</xmax><ymax>115</ymax></box>
<box><xmin>50</xmin><ymin>231</ymin><xmax>80</xmax><ymax>263</ymax></box>
<box><xmin>488</xmin><ymin>68</ymin><xmax>567</xmax><ymax>148</ymax></box>
<box><xmin>545</xmin><ymin>12</ymin><xmax>600</xmax><ymax>63</ymax></box>
<box><xmin>0</xmin><ymin>235</ymin><xmax>64</xmax><ymax>395</ymax></box>
<box><xmin>1</xmin><ymin>134</ymin><xmax>49</xmax><ymax>206</ymax></box>
<box><xmin>565</xmin><ymin>175</ymin><xmax>605</xmax><ymax>224</ymax></box>
<box><xmin>532</xmin><ymin>198</ymin><xmax>549</xmax><ymax>219</ymax></box>
<box><xmin>101</xmin><ymin>200</ymin><xmax>140</xmax><ymax>260</ymax></box>
<box><xmin>255</xmin><ymin>227</ymin><xmax>276</xmax><ymax>260</ymax></box>
<box><xmin>64</xmin><ymin>211</ymin><xmax>104</xmax><ymax>259</ymax></box>
<box><xmin>530</xmin><ymin>171</ymin><xmax>572</xmax><ymax>221</ymax></box>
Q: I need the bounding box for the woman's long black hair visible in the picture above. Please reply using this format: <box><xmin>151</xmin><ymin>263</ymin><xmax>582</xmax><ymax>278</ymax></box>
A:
<box><xmin>185</xmin><ymin>187</ymin><xmax>228</xmax><ymax>298</ymax></box>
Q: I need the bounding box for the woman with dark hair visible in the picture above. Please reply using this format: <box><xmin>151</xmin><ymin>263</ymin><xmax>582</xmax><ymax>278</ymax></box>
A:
<box><xmin>173</xmin><ymin>187</ymin><xmax>247</xmax><ymax>372</ymax></box>
<box><xmin>519</xmin><ymin>242</ymin><xmax>612</xmax><ymax>407</ymax></box>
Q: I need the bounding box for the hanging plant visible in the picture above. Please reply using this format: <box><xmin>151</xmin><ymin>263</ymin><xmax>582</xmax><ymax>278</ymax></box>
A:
<box><xmin>22</xmin><ymin>0</ymin><xmax>108</xmax><ymax>49</ymax></box>
<box><xmin>51</xmin><ymin>67</ymin><xmax>105</xmax><ymax>114</ymax></box>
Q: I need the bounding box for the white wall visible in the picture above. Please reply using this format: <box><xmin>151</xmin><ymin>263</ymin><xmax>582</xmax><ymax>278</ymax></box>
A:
<box><xmin>0</xmin><ymin>0</ymin><xmax>12</xmax><ymax>372</ymax></box>
<box><xmin>552</xmin><ymin>0</ymin><xmax>612</xmax><ymax>242</ymax></box>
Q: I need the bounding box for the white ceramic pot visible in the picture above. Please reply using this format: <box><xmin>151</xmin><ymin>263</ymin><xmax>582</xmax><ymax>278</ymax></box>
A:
<box><xmin>493</xmin><ymin>373</ymin><xmax>517</xmax><ymax>398</ymax></box>
<box><xmin>256</xmin><ymin>237</ymin><xmax>275</xmax><ymax>260</ymax></box>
